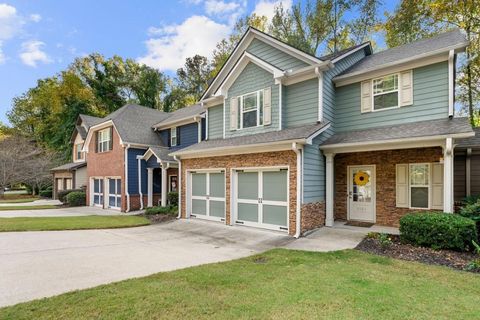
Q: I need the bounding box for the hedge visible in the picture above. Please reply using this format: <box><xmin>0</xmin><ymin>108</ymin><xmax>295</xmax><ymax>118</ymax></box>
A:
<box><xmin>65</xmin><ymin>191</ymin><xmax>86</xmax><ymax>207</ymax></box>
<box><xmin>168</xmin><ymin>192</ymin><xmax>178</xmax><ymax>206</ymax></box>
<box><xmin>58</xmin><ymin>189</ymin><xmax>82</xmax><ymax>203</ymax></box>
<box><xmin>400</xmin><ymin>212</ymin><xmax>477</xmax><ymax>251</ymax></box>
<box><xmin>459</xmin><ymin>201</ymin><xmax>480</xmax><ymax>242</ymax></box>
<box><xmin>145</xmin><ymin>205</ymin><xmax>178</xmax><ymax>215</ymax></box>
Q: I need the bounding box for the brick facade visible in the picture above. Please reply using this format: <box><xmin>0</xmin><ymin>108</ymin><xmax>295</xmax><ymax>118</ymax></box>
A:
<box><xmin>334</xmin><ymin>147</ymin><xmax>443</xmax><ymax>227</ymax></box>
<box><xmin>301</xmin><ymin>202</ymin><xmax>325</xmax><ymax>232</ymax></box>
<box><xmin>180</xmin><ymin>150</ymin><xmax>300</xmax><ymax>235</ymax></box>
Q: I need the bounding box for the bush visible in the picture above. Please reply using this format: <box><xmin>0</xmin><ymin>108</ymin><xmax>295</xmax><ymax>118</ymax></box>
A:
<box><xmin>39</xmin><ymin>189</ymin><xmax>52</xmax><ymax>198</ymax></box>
<box><xmin>463</xmin><ymin>195</ymin><xmax>480</xmax><ymax>206</ymax></box>
<box><xmin>65</xmin><ymin>191</ymin><xmax>86</xmax><ymax>206</ymax></box>
<box><xmin>459</xmin><ymin>202</ymin><xmax>480</xmax><ymax>241</ymax></box>
<box><xmin>58</xmin><ymin>189</ymin><xmax>82</xmax><ymax>203</ymax></box>
<box><xmin>145</xmin><ymin>205</ymin><xmax>178</xmax><ymax>216</ymax></box>
<box><xmin>168</xmin><ymin>192</ymin><xmax>178</xmax><ymax>206</ymax></box>
<box><xmin>400</xmin><ymin>212</ymin><xmax>478</xmax><ymax>251</ymax></box>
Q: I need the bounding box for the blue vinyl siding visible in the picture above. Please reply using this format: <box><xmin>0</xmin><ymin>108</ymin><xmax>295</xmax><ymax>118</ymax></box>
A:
<box><xmin>208</xmin><ymin>104</ymin><xmax>223</xmax><ymax>139</ymax></box>
<box><xmin>146</xmin><ymin>156</ymin><xmax>160</xmax><ymax>168</ymax></box>
<box><xmin>334</xmin><ymin>61</ymin><xmax>449</xmax><ymax>132</ymax></box>
<box><xmin>225</xmin><ymin>62</ymin><xmax>280</xmax><ymax>137</ymax></box>
<box><xmin>159</xmin><ymin>122</ymin><xmax>199</xmax><ymax>150</ymax></box>
<box><xmin>284</xmin><ymin>78</ymin><xmax>318</xmax><ymax>127</ymax></box>
<box><xmin>246</xmin><ymin>38</ymin><xmax>308</xmax><ymax>71</ymax></box>
<box><xmin>127</xmin><ymin>148</ymin><xmax>148</xmax><ymax>195</ymax></box>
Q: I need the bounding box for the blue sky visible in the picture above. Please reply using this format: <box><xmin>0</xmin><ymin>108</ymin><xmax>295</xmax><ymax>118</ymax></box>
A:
<box><xmin>0</xmin><ymin>0</ymin><xmax>399</xmax><ymax>124</ymax></box>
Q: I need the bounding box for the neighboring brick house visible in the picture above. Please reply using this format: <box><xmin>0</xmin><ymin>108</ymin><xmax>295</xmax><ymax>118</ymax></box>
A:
<box><xmin>171</xmin><ymin>28</ymin><xmax>476</xmax><ymax>237</ymax></box>
<box><xmin>51</xmin><ymin>114</ymin><xmax>101</xmax><ymax>199</ymax></box>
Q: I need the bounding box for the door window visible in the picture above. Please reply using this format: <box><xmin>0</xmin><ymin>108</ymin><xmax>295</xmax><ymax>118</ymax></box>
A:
<box><xmin>352</xmin><ymin>169</ymin><xmax>372</xmax><ymax>203</ymax></box>
<box><xmin>93</xmin><ymin>179</ymin><xmax>104</xmax><ymax>206</ymax></box>
<box><xmin>108</xmin><ymin>178</ymin><xmax>121</xmax><ymax>208</ymax></box>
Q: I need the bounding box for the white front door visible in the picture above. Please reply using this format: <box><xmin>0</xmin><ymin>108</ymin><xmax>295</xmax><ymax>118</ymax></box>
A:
<box><xmin>348</xmin><ymin>166</ymin><xmax>375</xmax><ymax>222</ymax></box>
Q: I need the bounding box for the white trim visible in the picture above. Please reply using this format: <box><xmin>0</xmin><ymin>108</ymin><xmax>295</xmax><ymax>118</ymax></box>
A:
<box><xmin>278</xmin><ymin>82</ymin><xmax>283</xmax><ymax>130</ymax></box>
<box><xmin>161</xmin><ymin>165</ymin><xmax>167</xmax><ymax>207</ymax></box>
<box><xmin>408</xmin><ymin>163</ymin><xmax>431</xmax><ymax>210</ymax></box>
<box><xmin>316</xmin><ymin>69</ymin><xmax>324</xmax><ymax>122</ymax></box>
<box><xmin>83</xmin><ymin>120</ymin><xmax>122</xmax><ymax>152</ymax></box>
<box><xmin>371</xmin><ymin>73</ymin><xmax>400</xmax><ymax>112</ymax></box>
<box><xmin>147</xmin><ymin>168</ymin><xmax>153</xmax><ymax>207</ymax></box>
<box><xmin>106</xmin><ymin>177</ymin><xmax>122</xmax><ymax>210</ymax></box>
<box><xmin>205</xmin><ymin>108</ymin><xmax>209</xmax><ymax>140</ymax></box>
<box><xmin>334</xmin><ymin>42</ymin><xmax>468</xmax><ymax>86</ymax></box>
<box><xmin>448</xmin><ymin>49</ymin><xmax>455</xmax><ymax>117</ymax></box>
<box><xmin>325</xmin><ymin>153</ymin><xmax>335</xmax><ymax>226</ymax></box>
<box><xmin>153</xmin><ymin>114</ymin><xmax>204</xmax><ymax>130</ymax></box>
<box><xmin>197</xmin><ymin>120</ymin><xmax>202</xmax><ymax>143</ymax></box>
<box><xmin>306</xmin><ymin>123</ymin><xmax>331</xmax><ymax>144</ymax></box>
<box><xmin>170</xmin><ymin>127</ymin><xmax>177</xmax><ymax>147</ymax></box>
<box><xmin>223</xmin><ymin>97</ymin><xmax>226</xmax><ymax>139</ymax></box>
<box><xmin>347</xmin><ymin>165</ymin><xmax>376</xmax><ymax>223</ymax></box>
<box><xmin>443</xmin><ymin>137</ymin><xmax>454</xmax><ymax>212</ymax></box>
<box><xmin>174</xmin><ymin>156</ymin><xmax>182</xmax><ymax>219</ymax></box>
<box><xmin>331</xmin><ymin>42</ymin><xmax>371</xmax><ymax>63</ymax></box>
<box><xmin>292</xmin><ymin>143</ymin><xmax>302</xmax><ymax>238</ymax></box>
<box><xmin>125</xmin><ymin>144</ymin><xmax>130</xmax><ymax>212</ymax></box>
<box><xmin>235</xmin><ymin>89</ymin><xmax>265</xmax><ymax>130</ymax></box>
<box><xmin>137</xmin><ymin>156</ymin><xmax>144</xmax><ymax>210</ymax></box>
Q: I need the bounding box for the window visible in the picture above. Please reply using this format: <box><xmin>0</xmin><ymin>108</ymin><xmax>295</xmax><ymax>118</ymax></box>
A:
<box><xmin>170</xmin><ymin>127</ymin><xmax>177</xmax><ymax>146</ymax></box>
<box><xmin>373</xmin><ymin>74</ymin><xmax>399</xmax><ymax>111</ymax></box>
<box><xmin>410</xmin><ymin>164</ymin><xmax>429</xmax><ymax>208</ymax></box>
<box><xmin>76</xmin><ymin>143</ymin><xmax>84</xmax><ymax>160</ymax></box>
<box><xmin>97</xmin><ymin>128</ymin><xmax>111</xmax><ymax>153</ymax></box>
<box><xmin>93</xmin><ymin>178</ymin><xmax>104</xmax><ymax>206</ymax></box>
<box><xmin>108</xmin><ymin>178</ymin><xmax>121</xmax><ymax>209</ymax></box>
<box><xmin>238</xmin><ymin>90</ymin><xmax>264</xmax><ymax>129</ymax></box>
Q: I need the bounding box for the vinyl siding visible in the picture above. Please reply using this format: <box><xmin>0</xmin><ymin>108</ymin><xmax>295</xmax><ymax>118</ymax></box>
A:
<box><xmin>246</xmin><ymin>38</ymin><xmax>308</xmax><ymax>71</ymax></box>
<box><xmin>283</xmin><ymin>78</ymin><xmax>318</xmax><ymax>127</ymax></box>
<box><xmin>127</xmin><ymin>148</ymin><xmax>148</xmax><ymax>194</ymax></box>
<box><xmin>74</xmin><ymin>166</ymin><xmax>87</xmax><ymax>189</ymax></box>
<box><xmin>334</xmin><ymin>61</ymin><xmax>449</xmax><ymax>132</ymax></box>
<box><xmin>207</xmin><ymin>104</ymin><xmax>223</xmax><ymax>139</ymax></box>
<box><xmin>454</xmin><ymin>154</ymin><xmax>466</xmax><ymax>201</ymax></box>
<box><xmin>159</xmin><ymin>122</ymin><xmax>199</xmax><ymax>150</ymax></box>
<box><xmin>225</xmin><ymin>62</ymin><xmax>280</xmax><ymax>137</ymax></box>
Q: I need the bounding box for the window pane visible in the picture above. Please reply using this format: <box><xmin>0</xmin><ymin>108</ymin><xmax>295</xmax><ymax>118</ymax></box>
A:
<box><xmin>238</xmin><ymin>203</ymin><xmax>258</xmax><ymax>222</ymax></box>
<box><xmin>374</xmin><ymin>92</ymin><xmax>398</xmax><ymax>110</ymax></box>
<box><xmin>243</xmin><ymin>93</ymin><xmax>257</xmax><ymax>111</ymax></box>
<box><xmin>237</xmin><ymin>172</ymin><xmax>258</xmax><ymax>200</ymax></box>
<box><xmin>209</xmin><ymin>200</ymin><xmax>225</xmax><ymax>218</ymax></box>
<box><xmin>192</xmin><ymin>173</ymin><xmax>206</xmax><ymax>196</ymax></box>
<box><xmin>373</xmin><ymin>74</ymin><xmax>398</xmax><ymax>94</ymax></box>
<box><xmin>109</xmin><ymin>179</ymin><xmax>115</xmax><ymax>193</ymax></box>
<box><xmin>209</xmin><ymin>173</ymin><xmax>225</xmax><ymax>198</ymax></box>
<box><xmin>263</xmin><ymin>171</ymin><xmax>287</xmax><ymax>202</ymax></box>
<box><xmin>410</xmin><ymin>164</ymin><xmax>429</xmax><ymax>185</ymax></box>
<box><xmin>243</xmin><ymin>110</ymin><xmax>257</xmax><ymax>128</ymax></box>
<box><xmin>117</xmin><ymin>179</ymin><xmax>121</xmax><ymax>194</ymax></box>
<box><xmin>259</xmin><ymin>91</ymin><xmax>264</xmax><ymax>125</ymax></box>
<box><xmin>411</xmin><ymin>187</ymin><xmax>428</xmax><ymax>208</ymax></box>
<box><xmin>192</xmin><ymin>199</ymin><xmax>207</xmax><ymax>215</ymax></box>
<box><xmin>116</xmin><ymin>196</ymin><xmax>121</xmax><ymax>208</ymax></box>
<box><xmin>262</xmin><ymin>204</ymin><xmax>287</xmax><ymax>226</ymax></box>
<box><xmin>94</xmin><ymin>179</ymin><xmax>99</xmax><ymax>193</ymax></box>
<box><xmin>94</xmin><ymin>195</ymin><xmax>99</xmax><ymax>204</ymax></box>
<box><xmin>109</xmin><ymin>196</ymin><xmax>116</xmax><ymax>207</ymax></box>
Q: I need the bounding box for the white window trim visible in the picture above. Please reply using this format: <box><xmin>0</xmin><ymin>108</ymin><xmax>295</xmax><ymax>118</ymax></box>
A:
<box><xmin>170</xmin><ymin>127</ymin><xmax>177</xmax><ymax>147</ymax></box>
<box><xmin>409</xmin><ymin>163</ymin><xmax>431</xmax><ymax>210</ymax></box>
<box><xmin>107</xmin><ymin>177</ymin><xmax>122</xmax><ymax>210</ymax></box>
<box><xmin>97</xmin><ymin>128</ymin><xmax>111</xmax><ymax>153</ymax></box>
<box><xmin>371</xmin><ymin>73</ymin><xmax>400</xmax><ymax>112</ymax></box>
<box><xmin>237</xmin><ymin>89</ymin><xmax>264</xmax><ymax>130</ymax></box>
<box><xmin>76</xmin><ymin>143</ymin><xmax>84</xmax><ymax>161</ymax></box>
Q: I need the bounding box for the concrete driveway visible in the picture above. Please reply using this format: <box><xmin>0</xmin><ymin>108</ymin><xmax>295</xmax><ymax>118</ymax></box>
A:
<box><xmin>0</xmin><ymin>206</ymin><xmax>130</xmax><ymax>217</ymax></box>
<box><xmin>0</xmin><ymin>219</ymin><xmax>293</xmax><ymax>307</ymax></box>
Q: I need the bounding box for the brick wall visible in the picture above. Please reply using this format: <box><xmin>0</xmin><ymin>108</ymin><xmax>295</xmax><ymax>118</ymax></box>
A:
<box><xmin>334</xmin><ymin>147</ymin><xmax>443</xmax><ymax>227</ymax></box>
<box><xmin>180</xmin><ymin>150</ymin><xmax>299</xmax><ymax>235</ymax></box>
<box><xmin>301</xmin><ymin>202</ymin><xmax>325</xmax><ymax>232</ymax></box>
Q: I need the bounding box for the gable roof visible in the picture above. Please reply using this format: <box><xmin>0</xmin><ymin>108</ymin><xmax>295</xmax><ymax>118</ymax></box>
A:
<box><xmin>79</xmin><ymin>114</ymin><xmax>103</xmax><ymax>128</ymax></box>
<box><xmin>319</xmin><ymin>42</ymin><xmax>372</xmax><ymax>62</ymax></box>
<box><xmin>153</xmin><ymin>104</ymin><xmax>205</xmax><ymax>129</ymax></box>
<box><xmin>142</xmin><ymin>146</ymin><xmax>175</xmax><ymax>163</ymax></box>
<box><xmin>51</xmin><ymin>162</ymin><xmax>87</xmax><ymax>172</ymax></box>
<box><xmin>71</xmin><ymin>114</ymin><xmax>102</xmax><ymax>142</ymax></box>
<box><xmin>335</xmin><ymin>29</ymin><xmax>468</xmax><ymax>81</ymax></box>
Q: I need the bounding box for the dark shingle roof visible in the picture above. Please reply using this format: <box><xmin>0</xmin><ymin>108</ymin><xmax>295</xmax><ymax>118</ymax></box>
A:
<box><xmin>51</xmin><ymin>162</ymin><xmax>86</xmax><ymax>172</ymax></box>
<box><xmin>321</xmin><ymin>118</ymin><xmax>473</xmax><ymax>146</ymax></box>
<box><xmin>172</xmin><ymin>122</ymin><xmax>330</xmax><ymax>155</ymax></box>
<box><xmin>457</xmin><ymin>127</ymin><xmax>480</xmax><ymax>148</ymax></box>
<box><xmin>335</xmin><ymin>29</ymin><xmax>468</xmax><ymax>79</ymax></box>
<box><xmin>79</xmin><ymin>114</ymin><xmax>103</xmax><ymax>128</ymax></box>
<box><xmin>319</xmin><ymin>42</ymin><xmax>370</xmax><ymax>61</ymax></box>
<box><xmin>148</xmin><ymin>146</ymin><xmax>175</xmax><ymax>162</ymax></box>
<box><xmin>154</xmin><ymin>104</ymin><xmax>206</xmax><ymax>128</ymax></box>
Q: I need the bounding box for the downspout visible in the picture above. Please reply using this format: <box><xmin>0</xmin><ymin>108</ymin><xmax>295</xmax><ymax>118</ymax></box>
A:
<box><xmin>174</xmin><ymin>155</ymin><xmax>182</xmax><ymax>219</ymax></box>
<box><xmin>137</xmin><ymin>155</ymin><xmax>144</xmax><ymax>210</ymax></box>
<box><xmin>292</xmin><ymin>142</ymin><xmax>303</xmax><ymax>238</ymax></box>
<box><xmin>125</xmin><ymin>144</ymin><xmax>131</xmax><ymax>212</ymax></box>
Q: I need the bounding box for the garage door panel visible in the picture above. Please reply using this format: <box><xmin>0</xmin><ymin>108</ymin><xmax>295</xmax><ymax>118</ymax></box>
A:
<box><xmin>192</xmin><ymin>173</ymin><xmax>207</xmax><ymax>196</ymax></box>
<box><xmin>263</xmin><ymin>171</ymin><xmax>288</xmax><ymax>202</ymax></box>
<box><xmin>192</xmin><ymin>199</ymin><xmax>207</xmax><ymax>215</ymax></box>
<box><xmin>238</xmin><ymin>203</ymin><xmax>258</xmax><ymax>222</ymax></box>
<box><xmin>238</xmin><ymin>172</ymin><xmax>258</xmax><ymax>200</ymax></box>
<box><xmin>262</xmin><ymin>204</ymin><xmax>288</xmax><ymax>226</ymax></box>
<box><xmin>189</xmin><ymin>171</ymin><xmax>225</xmax><ymax>221</ymax></box>
<box><xmin>209</xmin><ymin>173</ymin><xmax>225</xmax><ymax>198</ymax></box>
<box><xmin>209</xmin><ymin>200</ymin><xmax>225</xmax><ymax>218</ymax></box>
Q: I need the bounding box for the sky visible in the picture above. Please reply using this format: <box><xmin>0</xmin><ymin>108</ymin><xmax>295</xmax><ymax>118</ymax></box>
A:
<box><xmin>0</xmin><ymin>0</ymin><xmax>399</xmax><ymax>124</ymax></box>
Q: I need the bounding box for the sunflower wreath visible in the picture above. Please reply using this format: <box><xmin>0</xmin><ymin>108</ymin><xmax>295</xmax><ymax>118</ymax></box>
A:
<box><xmin>354</xmin><ymin>171</ymin><xmax>370</xmax><ymax>186</ymax></box>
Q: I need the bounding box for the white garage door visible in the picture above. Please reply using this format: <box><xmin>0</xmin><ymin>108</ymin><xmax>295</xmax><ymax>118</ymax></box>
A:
<box><xmin>234</xmin><ymin>168</ymin><xmax>289</xmax><ymax>232</ymax></box>
<box><xmin>189</xmin><ymin>171</ymin><xmax>225</xmax><ymax>221</ymax></box>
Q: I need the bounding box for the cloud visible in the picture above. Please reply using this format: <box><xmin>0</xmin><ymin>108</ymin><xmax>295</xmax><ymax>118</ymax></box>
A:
<box><xmin>205</xmin><ymin>0</ymin><xmax>240</xmax><ymax>15</ymax></box>
<box><xmin>19</xmin><ymin>40</ymin><xmax>51</xmax><ymax>67</ymax></box>
<box><xmin>253</xmin><ymin>0</ymin><xmax>292</xmax><ymax>21</ymax></box>
<box><xmin>0</xmin><ymin>3</ymin><xmax>23</xmax><ymax>41</ymax></box>
<box><xmin>29</xmin><ymin>13</ymin><xmax>41</xmax><ymax>22</ymax></box>
<box><xmin>139</xmin><ymin>15</ymin><xmax>230</xmax><ymax>71</ymax></box>
<box><xmin>0</xmin><ymin>43</ymin><xmax>5</xmax><ymax>64</ymax></box>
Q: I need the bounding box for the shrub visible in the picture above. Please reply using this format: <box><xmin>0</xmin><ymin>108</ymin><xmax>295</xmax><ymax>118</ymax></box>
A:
<box><xmin>65</xmin><ymin>191</ymin><xmax>86</xmax><ymax>206</ymax></box>
<box><xmin>145</xmin><ymin>205</ymin><xmax>178</xmax><ymax>215</ymax></box>
<box><xmin>168</xmin><ymin>192</ymin><xmax>178</xmax><ymax>206</ymax></box>
<box><xmin>399</xmin><ymin>212</ymin><xmax>478</xmax><ymax>251</ymax></box>
<box><xmin>39</xmin><ymin>189</ymin><xmax>52</xmax><ymax>198</ymax></box>
<box><xmin>378</xmin><ymin>233</ymin><xmax>393</xmax><ymax>249</ymax></box>
<box><xmin>58</xmin><ymin>189</ymin><xmax>82</xmax><ymax>203</ymax></box>
<box><xmin>463</xmin><ymin>195</ymin><xmax>480</xmax><ymax>206</ymax></box>
<box><xmin>459</xmin><ymin>202</ymin><xmax>480</xmax><ymax>241</ymax></box>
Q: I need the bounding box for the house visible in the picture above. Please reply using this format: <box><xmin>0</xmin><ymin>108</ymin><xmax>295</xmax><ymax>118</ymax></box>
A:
<box><xmin>454</xmin><ymin>127</ymin><xmax>480</xmax><ymax>201</ymax></box>
<box><xmin>170</xmin><ymin>28</ymin><xmax>475</xmax><ymax>237</ymax></box>
<box><xmin>51</xmin><ymin>114</ymin><xmax>101</xmax><ymax>199</ymax></box>
<box><xmin>81</xmin><ymin>103</ymin><xmax>205</xmax><ymax>211</ymax></box>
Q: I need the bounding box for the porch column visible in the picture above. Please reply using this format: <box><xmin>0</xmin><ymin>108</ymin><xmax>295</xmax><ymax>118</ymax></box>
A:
<box><xmin>325</xmin><ymin>153</ymin><xmax>335</xmax><ymax>227</ymax></box>
<box><xmin>147</xmin><ymin>168</ymin><xmax>153</xmax><ymax>207</ymax></box>
<box><xmin>161</xmin><ymin>165</ymin><xmax>167</xmax><ymax>207</ymax></box>
<box><xmin>443</xmin><ymin>138</ymin><xmax>454</xmax><ymax>213</ymax></box>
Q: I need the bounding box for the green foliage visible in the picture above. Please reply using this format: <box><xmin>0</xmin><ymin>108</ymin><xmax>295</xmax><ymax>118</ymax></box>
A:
<box><xmin>145</xmin><ymin>205</ymin><xmax>178</xmax><ymax>216</ymax></box>
<box><xmin>463</xmin><ymin>195</ymin><xmax>480</xmax><ymax>206</ymax></box>
<box><xmin>459</xmin><ymin>201</ymin><xmax>480</xmax><ymax>222</ymax></box>
<box><xmin>400</xmin><ymin>212</ymin><xmax>478</xmax><ymax>251</ymax></box>
<box><xmin>378</xmin><ymin>233</ymin><xmax>393</xmax><ymax>249</ymax></box>
<box><xmin>65</xmin><ymin>191</ymin><xmax>86</xmax><ymax>207</ymax></box>
<box><xmin>58</xmin><ymin>189</ymin><xmax>82</xmax><ymax>203</ymax></box>
<box><xmin>168</xmin><ymin>192</ymin><xmax>179</xmax><ymax>206</ymax></box>
<box><xmin>466</xmin><ymin>240</ymin><xmax>480</xmax><ymax>271</ymax></box>
<box><xmin>366</xmin><ymin>232</ymin><xmax>378</xmax><ymax>239</ymax></box>
<box><xmin>39</xmin><ymin>189</ymin><xmax>52</xmax><ymax>198</ymax></box>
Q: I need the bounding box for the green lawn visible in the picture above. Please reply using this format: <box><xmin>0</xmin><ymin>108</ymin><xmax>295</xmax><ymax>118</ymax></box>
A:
<box><xmin>0</xmin><ymin>205</ymin><xmax>58</xmax><ymax>211</ymax></box>
<box><xmin>0</xmin><ymin>197</ymin><xmax>39</xmax><ymax>204</ymax></box>
<box><xmin>1</xmin><ymin>249</ymin><xmax>479</xmax><ymax>319</ymax></box>
<box><xmin>0</xmin><ymin>215</ymin><xmax>150</xmax><ymax>232</ymax></box>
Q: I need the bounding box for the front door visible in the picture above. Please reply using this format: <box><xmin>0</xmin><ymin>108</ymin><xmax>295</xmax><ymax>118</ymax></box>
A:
<box><xmin>348</xmin><ymin>166</ymin><xmax>375</xmax><ymax>222</ymax></box>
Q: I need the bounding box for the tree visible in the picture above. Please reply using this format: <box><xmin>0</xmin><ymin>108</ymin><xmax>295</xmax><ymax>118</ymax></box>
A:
<box><xmin>176</xmin><ymin>55</ymin><xmax>212</xmax><ymax>101</ymax></box>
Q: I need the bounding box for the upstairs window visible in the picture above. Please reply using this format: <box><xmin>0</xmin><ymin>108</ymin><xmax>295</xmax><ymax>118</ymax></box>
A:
<box><xmin>170</xmin><ymin>127</ymin><xmax>177</xmax><ymax>146</ymax></box>
<box><xmin>97</xmin><ymin>128</ymin><xmax>112</xmax><ymax>153</ymax></box>
<box><xmin>372</xmin><ymin>74</ymin><xmax>399</xmax><ymax>111</ymax></box>
<box><xmin>75</xmin><ymin>143</ymin><xmax>84</xmax><ymax>160</ymax></box>
<box><xmin>238</xmin><ymin>90</ymin><xmax>264</xmax><ymax>129</ymax></box>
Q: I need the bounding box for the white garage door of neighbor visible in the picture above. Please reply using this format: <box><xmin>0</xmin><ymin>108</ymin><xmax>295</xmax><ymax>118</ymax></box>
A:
<box><xmin>234</xmin><ymin>168</ymin><xmax>289</xmax><ymax>232</ymax></box>
<box><xmin>189</xmin><ymin>171</ymin><xmax>225</xmax><ymax>222</ymax></box>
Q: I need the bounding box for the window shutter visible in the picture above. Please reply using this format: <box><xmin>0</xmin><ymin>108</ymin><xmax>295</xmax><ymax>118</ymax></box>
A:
<box><xmin>361</xmin><ymin>80</ymin><xmax>372</xmax><ymax>113</ymax></box>
<box><xmin>263</xmin><ymin>87</ymin><xmax>272</xmax><ymax>125</ymax></box>
<box><xmin>176</xmin><ymin>127</ymin><xmax>180</xmax><ymax>146</ymax></box>
<box><xmin>400</xmin><ymin>70</ymin><xmax>413</xmax><ymax>106</ymax></box>
<box><xmin>396</xmin><ymin>164</ymin><xmax>409</xmax><ymax>208</ymax></box>
<box><xmin>109</xmin><ymin>127</ymin><xmax>113</xmax><ymax>151</ymax></box>
<box><xmin>95</xmin><ymin>131</ymin><xmax>98</xmax><ymax>153</ymax></box>
<box><xmin>230</xmin><ymin>97</ymin><xmax>238</xmax><ymax>130</ymax></box>
<box><xmin>432</xmin><ymin>163</ymin><xmax>444</xmax><ymax>210</ymax></box>
<box><xmin>167</xmin><ymin>130</ymin><xmax>171</xmax><ymax>147</ymax></box>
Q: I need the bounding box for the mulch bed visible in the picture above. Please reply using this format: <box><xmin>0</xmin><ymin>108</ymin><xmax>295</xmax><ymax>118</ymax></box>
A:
<box><xmin>356</xmin><ymin>235</ymin><xmax>479</xmax><ymax>273</ymax></box>
<box><xmin>143</xmin><ymin>214</ymin><xmax>177</xmax><ymax>224</ymax></box>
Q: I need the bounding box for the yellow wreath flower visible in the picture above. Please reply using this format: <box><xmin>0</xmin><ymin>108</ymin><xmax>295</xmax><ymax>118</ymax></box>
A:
<box><xmin>354</xmin><ymin>171</ymin><xmax>370</xmax><ymax>186</ymax></box>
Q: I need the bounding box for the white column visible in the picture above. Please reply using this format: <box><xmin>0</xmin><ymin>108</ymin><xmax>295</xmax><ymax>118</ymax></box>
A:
<box><xmin>147</xmin><ymin>168</ymin><xmax>153</xmax><ymax>207</ymax></box>
<box><xmin>443</xmin><ymin>138</ymin><xmax>454</xmax><ymax>213</ymax></box>
<box><xmin>161</xmin><ymin>166</ymin><xmax>167</xmax><ymax>207</ymax></box>
<box><xmin>325</xmin><ymin>153</ymin><xmax>335</xmax><ymax>227</ymax></box>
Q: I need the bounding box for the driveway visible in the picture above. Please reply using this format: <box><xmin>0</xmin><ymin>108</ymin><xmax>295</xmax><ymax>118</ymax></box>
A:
<box><xmin>0</xmin><ymin>219</ymin><xmax>293</xmax><ymax>307</ymax></box>
<box><xmin>0</xmin><ymin>206</ymin><xmax>130</xmax><ymax>217</ymax></box>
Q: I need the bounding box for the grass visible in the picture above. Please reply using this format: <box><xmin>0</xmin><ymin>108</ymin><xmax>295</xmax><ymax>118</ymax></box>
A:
<box><xmin>0</xmin><ymin>205</ymin><xmax>58</xmax><ymax>211</ymax></box>
<box><xmin>0</xmin><ymin>215</ymin><xmax>150</xmax><ymax>232</ymax></box>
<box><xmin>0</xmin><ymin>197</ymin><xmax>40</xmax><ymax>204</ymax></box>
<box><xmin>1</xmin><ymin>249</ymin><xmax>479</xmax><ymax>319</ymax></box>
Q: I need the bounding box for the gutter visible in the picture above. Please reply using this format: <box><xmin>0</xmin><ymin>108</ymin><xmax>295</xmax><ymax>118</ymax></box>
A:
<box><xmin>125</xmin><ymin>144</ymin><xmax>131</xmax><ymax>212</ymax></box>
<box><xmin>291</xmin><ymin>142</ymin><xmax>303</xmax><ymax>238</ymax></box>
<box><xmin>174</xmin><ymin>155</ymin><xmax>182</xmax><ymax>219</ymax></box>
<box><xmin>137</xmin><ymin>155</ymin><xmax>144</xmax><ymax>210</ymax></box>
